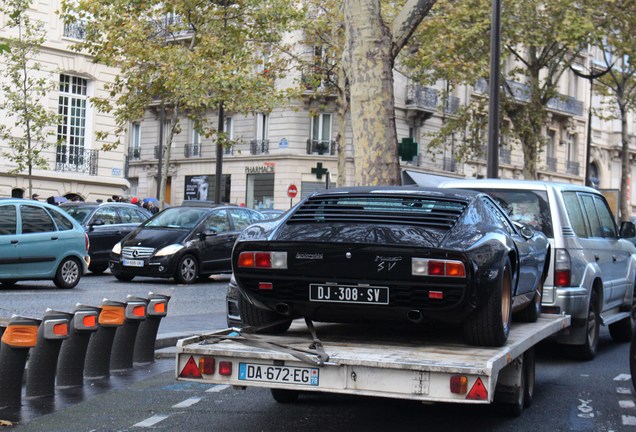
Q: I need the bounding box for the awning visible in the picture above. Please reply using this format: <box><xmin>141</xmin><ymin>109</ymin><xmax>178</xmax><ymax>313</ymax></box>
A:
<box><xmin>401</xmin><ymin>169</ymin><xmax>455</xmax><ymax>187</ymax></box>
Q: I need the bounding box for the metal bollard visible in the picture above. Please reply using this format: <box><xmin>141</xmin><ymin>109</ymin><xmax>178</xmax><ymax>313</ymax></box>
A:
<box><xmin>110</xmin><ymin>296</ymin><xmax>148</xmax><ymax>372</ymax></box>
<box><xmin>133</xmin><ymin>292</ymin><xmax>170</xmax><ymax>364</ymax></box>
<box><xmin>0</xmin><ymin>316</ymin><xmax>40</xmax><ymax>408</ymax></box>
<box><xmin>56</xmin><ymin>305</ymin><xmax>100</xmax><ymax>388</ymax></box>
<box><xmin>25</xmin><ymin>310</ymin><xmax>72</xmax><ymax>398</ymax></box>
<box><xmin>84</xmin><ymin>300</ymin><xmax>125</xmax><ymax>379</ymax></box>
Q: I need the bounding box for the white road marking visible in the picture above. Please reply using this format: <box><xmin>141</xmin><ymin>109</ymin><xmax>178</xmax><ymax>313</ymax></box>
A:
<box><xmin>206</xmin><ymin>385</ymin><xmax>230</xmax><ymax>393</ymax></box>
<box><xmin>617</xmin><ymin>387</ymin><xmax>632</xmax><ymax>395</ymax></box>
<box><xmin>577</xmin><ymin>399</ymin><xmax>594</xmax><ymax>418</ymax></box>
<box><xmin>620</xmin><ymin>400</ymin><xmax>636</xmax><ymax>409</ymax></box>
<box><xmin>614</xmin><ymin>374</ymin><xmax>631</xmax><ymax>381</ymax></box>
<box><xmin>172</xmin><ymin>397</ymin><xmax>203</xmax><ymax>408</ymax></box>
<box><xmin>623</xmin><ymin>415</ymin><xmax>636</xmax><ymax>426</ymax></box>
<box><xmin>133</xmin><ymin>415</ymin><xmax>170</xmax><ymax>428</ymax></box>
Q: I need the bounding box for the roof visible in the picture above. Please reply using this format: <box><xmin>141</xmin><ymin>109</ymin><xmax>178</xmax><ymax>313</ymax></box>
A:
<box><xmin>308</xmin><ymin>185</ymin><xmax>481</xmax><ymax>201</ymax></box>
<box><xmin>438</xmin><ymin>179</ymin><xmax>599</xmax><ymax>194</ymax></box>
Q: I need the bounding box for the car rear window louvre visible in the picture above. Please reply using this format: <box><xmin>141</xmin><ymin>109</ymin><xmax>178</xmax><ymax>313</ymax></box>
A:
<box><xmin>561</xmin><ymin>226</ymin><xmax>575</xmax><ymax>237</ymax></box>
<box><xmin>288</xmin><ymin>194</ymin><xmax>467</xmax><ymax>230</ymax></box>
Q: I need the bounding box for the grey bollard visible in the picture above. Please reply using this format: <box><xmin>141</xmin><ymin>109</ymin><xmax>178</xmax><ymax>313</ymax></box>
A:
<box><xmin>0</xmin><ymin>316</ymin><xmax>40</xmax><ymax>408</ymax></box>
<box><xmin>110</xmin><ymin>296</ymin><xmax>148</xmax><ymax>371</ymax></box>
<box><xmin>84</xmin><ymin>300</ymin><xmax>126</xmax><ymax>379</ymax></box>
<box><xmin>133</xmin><ymin>292</ymin><xmax>170</xmax><ymax>364</ymax></box>
<box><xmin>25</xmin><ymin>310</ymin><xmax>72</xmax><ymax>398</ymax></box>
<box><xmin>56</xmin><ymin>305</ymin><xmax>100</xmax><ymax>388</ymax></box>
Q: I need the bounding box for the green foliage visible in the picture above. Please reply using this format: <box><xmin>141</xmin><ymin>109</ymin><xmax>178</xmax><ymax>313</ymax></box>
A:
<box><xmin>0</xmin><ymin>0</ymin><xmax>60</xmax><ymax>186</ymax></box>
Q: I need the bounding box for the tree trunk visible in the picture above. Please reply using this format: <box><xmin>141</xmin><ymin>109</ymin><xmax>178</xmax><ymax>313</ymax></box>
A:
<box><xmin>343</xmin><ymin>0</ymin><xmax>400</xmax><ymax>186</ymax></box>
<box><xmin>620</xmin><ymin>104</ymin><xmax>631</xmax><ymax>222</ymax></box>
<box><xmin>336</xmin><ymin>64</ymin><xmax>349</xmax><ymax>187</ymax></box>
<box><xmin>159</xmin><ymin>108</ymin><xmax>178</xmax><ymax>207</ymax></box>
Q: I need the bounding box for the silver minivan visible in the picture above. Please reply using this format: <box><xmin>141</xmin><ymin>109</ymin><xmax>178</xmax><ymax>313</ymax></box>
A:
<box><xmin>440</xmin><ymin>179</ymin><xmax>636</xmax><ymax>360</ymax></box>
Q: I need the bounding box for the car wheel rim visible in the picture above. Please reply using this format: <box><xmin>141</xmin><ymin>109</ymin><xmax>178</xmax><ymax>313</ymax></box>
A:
<box><xmin>502</xmin><ymin>266</ymin><xmax>512</xmax><ymax>328</ymax></box>
<box><xmin>62</xmin><ymin>260</ymin><xmax>78</xmax><ymax>284</ymax></box>
<box><xmin>181</xmin><ymin>258</ymin><xmax>196</xmax><ymax>281</ymax></box>
<box><xmin>587</xmin><ymin>302</ymin><xmax>597</xmax><ymax>345</ymax></box>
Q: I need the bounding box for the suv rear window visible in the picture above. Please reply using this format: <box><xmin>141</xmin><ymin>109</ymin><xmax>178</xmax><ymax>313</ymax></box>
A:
<box><xmin>470</xmin><ymin>189</ymin><xmax>553</xmax><ymax>238</ymax></box>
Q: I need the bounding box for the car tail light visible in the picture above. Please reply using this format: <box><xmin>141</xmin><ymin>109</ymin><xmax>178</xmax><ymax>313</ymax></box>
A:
<box><xmin>412</xmin><ymin>258</ymin><xmax>466</xmax><ymax>277</ymax></box>
<box><xmin>85</xmin><ymin>232</ymin><xmax>90</xmax><ymax>253</ymax></box>
<box><xmin>450</xmin><ymin>375</ymin><xmax>468</xmax><ymax>394</ymax></box>
<box><xmin>554</xmin><ymin>249</ymin><xmax>571</xmax><ymax>287</ymax></box>
<box><xmin>237</xmin><ymin>251</ymin><xmax>287</xmax><ymax>269</ymax></box>
<box><xmin>218</xmin><ymin>361</ymin><xmax>232</xmax><ymax>376</ymax></box>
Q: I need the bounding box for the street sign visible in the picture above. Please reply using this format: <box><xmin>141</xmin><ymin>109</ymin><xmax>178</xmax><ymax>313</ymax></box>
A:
<box><xmin>287</xmin><ymin>184</ymin><xmax>298</xmax><ymax>199</ymax></box>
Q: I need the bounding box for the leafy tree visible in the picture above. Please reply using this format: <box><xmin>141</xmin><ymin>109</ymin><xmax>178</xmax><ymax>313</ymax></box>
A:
<box><xmin>0</xmin><ymin>0</ymin><xmax>60</xmax><ymax>198</ymax></box>
<box><xmin>405</xmin><ymin>0</ymin><xmax>597</xmax><ymax>180</ymax></box>
<box><xmin>343</xmin><ymin>0</ymin><xmax>437</xmax><ymax>186</ymax></box>
<box><xmin>592</xmin><ymin>0</ymin><xmax>636</xmax><ymax>221</ymax></box>
<box><xmin>60</xmin><ymin>0</ymin><xmax>302</xmax><ymax>205</ymax></box>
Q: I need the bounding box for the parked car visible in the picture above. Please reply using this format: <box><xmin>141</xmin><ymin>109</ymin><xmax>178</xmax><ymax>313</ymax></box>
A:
<box><xmin>0</xmin><ymin>198</ymin><xmax>90</xmax><ymax>288</ymax></box>
<box><xmin>439</xmin><ymin>179</ymin><xmax>636</xmax><ymax>359</ymax></box>
<box><xmin>109</xmin><ymin>204</ymin><xmax>266</xmax><ymax>283</ymax></box>
<box><xmin>260</xmin><ymin>209</ymin><xmax>286</xmax><ymax>220</ymax></box>
<box><xmin>230</xmin><ymin>186</ymin><xmax>551</xmax><ymax>347</ymax></box>
<box><xmin>61</xmin><ymin>202</ymin><xmax>151</xmax><ymax>274</ymax></box>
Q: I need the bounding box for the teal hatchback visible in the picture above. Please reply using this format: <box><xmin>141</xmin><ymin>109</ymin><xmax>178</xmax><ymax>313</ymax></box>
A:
<box><xmin>0</xmin><ymin>199</ymin><xmax>90</xmax><ymax>288</ymax></box>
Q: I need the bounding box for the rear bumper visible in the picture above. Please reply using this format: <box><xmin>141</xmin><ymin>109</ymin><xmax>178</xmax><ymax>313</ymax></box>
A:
<box><xmin>543</xmin><ymin>284</ymin><xmax>589</xmax><ymax>345</ymax></box>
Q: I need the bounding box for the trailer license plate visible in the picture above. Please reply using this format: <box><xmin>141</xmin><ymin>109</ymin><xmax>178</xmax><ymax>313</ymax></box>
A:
<box><xmin>122</xmin><ymin>259</ymin><xmax>144</xmax><ymax>267</ymax></box>
<box><xmin>238</xmin><ymin>363</ymin><xmax>319</xmax><ymax>386</ymax></box>
<box><xmin>309</xmin><ymin>284</ymin><xmax>389</xmax><ymax>304</ymax></box>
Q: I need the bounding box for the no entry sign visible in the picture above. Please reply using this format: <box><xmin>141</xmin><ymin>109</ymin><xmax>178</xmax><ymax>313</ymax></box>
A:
<box><xmin>287</xmin><ymin>184</ymin><xmax>298</xmax><ymax>198</ymax></box>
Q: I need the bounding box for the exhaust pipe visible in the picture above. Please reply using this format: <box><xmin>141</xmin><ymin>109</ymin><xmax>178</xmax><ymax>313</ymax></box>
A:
<box><xmin>407</xmin><ymin>310</ymin><xmax>423</xmax><ymax>324</ymax></box>
<box><xmin>275</xmin><ymin>303</ymin><xmax>291</xmax><ymax>316</ymax></box>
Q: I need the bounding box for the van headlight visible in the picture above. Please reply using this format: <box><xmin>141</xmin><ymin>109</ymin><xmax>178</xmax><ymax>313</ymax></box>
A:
<box><xmin>155</xmin><ymin>244</ymin><xmax>184</xmax><ymax>257</ymax></box>
<box><xmin>112</xmin><ymin>242</ymin><xmax>121</xmax><ymax>255</ymax></box>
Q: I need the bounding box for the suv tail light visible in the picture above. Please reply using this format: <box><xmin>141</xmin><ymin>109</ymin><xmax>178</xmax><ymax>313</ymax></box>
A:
<box><xmin>85</xmin><ymin>233</ymin><xmax>90</xmax><ymax>253</ymax></box>
<box><xmin>554</xmin><ymin>248</ymin><xmax>571</xmax><ymax>287</ymax></box>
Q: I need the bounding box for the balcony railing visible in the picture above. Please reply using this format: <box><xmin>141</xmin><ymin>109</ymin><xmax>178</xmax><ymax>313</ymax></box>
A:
<box><xmin>406</xmin><ymin>85</ymin><xmax>438</xmax><ymax>111</ymax></box>
<box><xmin>306</xmin><ymin>139</ymin><xmax>335</xmax><ymax>155</ymax></box>
<box><xmin>566</xmin><ymin>160</ymin><xmax>580</xmax><ymax>175</ymax></box>
<box><xmin>63</xmin><ymin>21</ymin><xmax>87</xmax><ymax>40</ymax></box>
<box><xmin>546</xmin><ymin>156</ymin><xmax>557</xmax><ymax>171</ymax></box>
<box><xmin>184</xmin><ymin>143</ymin><xmax>201</xmax><ymax>158</ymax></box>
<box><xmin>55</xmin><ymin>146</ymin><xmax>98</xmax><ymax>176</ymax></box>
<box><xmin>250</xmin><ymin>139</ymin><xmax>269</xmax><ymax>155</ymax></box>
<box><xmin>128</xmin><ymin>147</ymin><xmax>141</xmax><ymax>161</ymax></box>
<box><xmin>474</xmin><ymin>78</ymin><xmax>584</xmax><ymax>116</ymax></box>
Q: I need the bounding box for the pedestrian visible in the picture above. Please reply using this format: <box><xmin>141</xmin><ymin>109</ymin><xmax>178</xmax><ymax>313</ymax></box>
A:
<box><xmin>31</xmin><ymin>193</ymin><xmax>39</xmax><ymax>200</ymax></box>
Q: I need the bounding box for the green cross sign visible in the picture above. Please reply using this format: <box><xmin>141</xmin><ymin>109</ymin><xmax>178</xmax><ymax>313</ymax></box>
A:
<box><xmin>311</xmin><ymin>162</ymin><xmax>329</xmax><ymax>179</ymax></box>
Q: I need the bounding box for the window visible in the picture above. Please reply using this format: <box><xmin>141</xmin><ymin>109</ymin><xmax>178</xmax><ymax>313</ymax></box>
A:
<box><xmin>118</xmin><ymin>207</ymin><xmax>148</xmax><ymax>224</ymax></box>
<box><xmin>49</xmin><ymin>209</ymin><xmax>75</xmax><ymax>231</ymax></box>
<box><xmin>594</xmin><ymin>195</ymin><xmax>617</xmax><ymax>238</ymax></box>
<box><xmin>311</xmin><ymin>113</ymin><xmax>331</xmax><ymax>142</ymax></box>
<box><xmin>57</xmin><ymin>74</ymin><xmax>89</xmax><ymax>169</ymax></box>
<box><xmin>21</xmin><ymin>206</ymin><xmax>56</xmax><ymax>233</ymax></box>
<box><xmin>204</xmin><ymin>210</ymin><xmax>230</xmax><ymax>233</ymax></box>
<box><xmin>562</xmin><ymin>192</ymin><xmax>588</xmax><ymax>238</ymax></box>
<box><xmin>192</xmin><ymin>128</ymin><xmax>201</xmax><ymax>157</ymax></box>
<box><xmin>255</xmin><ymin>114</ymin><xmax>266</xmax><ymax>141</ymax></box>
<box><xmin>228</xmin><ymin>209</ymin><xmax>253</xmax><ymax>230</ymax></box>
<box><xmin>581</xmin><ymin>194</ymin><xmax>603</xmax><ymax>237</ymax></box>
<box><xmin>93</xmin><ymin>208</ymin><xmax>120</xmax><ymax>225</ymax></box>
<box><xmin>131</xmin><ymin>123</ymin><xmax>141</xmax><ymax>159</ymax></box>
<box><xmin>0</xmin><ymin>205</ymin><xmax>17</xmax><ymax>235</ymax></box>
<box><xmin>546</xmin><ymin>130</ymin><xmax>555</xmax><ymax>158</ymax></box>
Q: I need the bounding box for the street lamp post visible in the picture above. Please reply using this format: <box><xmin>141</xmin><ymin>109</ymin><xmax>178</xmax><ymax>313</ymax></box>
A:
<box><xmin>487</xmin><ymin>0</ymin><xmax>502</xmax><ymax>179</ymax></box>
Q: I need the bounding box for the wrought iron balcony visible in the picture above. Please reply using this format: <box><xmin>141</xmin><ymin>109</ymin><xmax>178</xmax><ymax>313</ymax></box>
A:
<box><xmin>63</xmin><ymin>21</ymin><xmax>87</xmax><ymax>40</ymax></box>
<box><xmin>55</xmin><ymin>146</ymin><xmax>98</xmax><ymax>176</ymax></box>
<box><xmin>406</xmin><ymin>84</ymin><xmax>438</xmax><ymax>111</ymax></box>
<box><xmin>566</xmin><ymin>160</ymin><xmax>580</xmax><ymax>175</ymax></box>
<box><xmin>184</xmin><ymin>143</ymin><xmax>201</xmax><ymax>158</ymax></box>
<box><xmin>128</xmin><ymin>147</ymin><xmax>141</xmax><ymax>161</ymax></box>
<box><xmin>546</xmin><ymin>157</ymin><xmax>557</xmax><ymax>171</ymax></box>
<box><xmin>306</xmin><ymin>139</ymin><xmax>335</xmax><ymax>155</ymax></box>
<box><xmin>250</xmin><ymin>140</ymin><xmax>269</xmax><ymax>155</ymax></box>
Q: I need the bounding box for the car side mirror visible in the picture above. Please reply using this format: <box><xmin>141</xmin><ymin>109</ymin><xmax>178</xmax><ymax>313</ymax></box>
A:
<box><xmin>89</xmin><ymin>219</ymin><xmax>105</xmax><ymax>230</ymax></box>
<box><xmin>620</xmin><ymin>221</ymin><xmax>636</xmax><ymax>238</ymax></box>
<box><xmin>513</xmin><ymin>221</ymin><xmax>534</xmax><ymax>240</ymax></box>
<box><xmin>200</xmin><ymin>229</ymin><xmax>218</xmax><ymax>239</ymax></box>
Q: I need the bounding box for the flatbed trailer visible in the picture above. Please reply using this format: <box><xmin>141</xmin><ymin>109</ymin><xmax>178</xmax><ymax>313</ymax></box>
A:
<box><xmin>176</xmin><ymin>314</ymin><xmax>570</xmax><ymax>416</ymax></box>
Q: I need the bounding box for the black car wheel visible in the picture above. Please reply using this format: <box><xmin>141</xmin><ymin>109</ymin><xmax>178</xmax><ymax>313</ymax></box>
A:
<box><xmin>54</xmin><ymin>257</ymin><xmax>81</xmax><ymax>289</ymax></box>
<box><xmin>89</xmin><ymin>264</ymin><xmax>108</xmax><ymax>275</ymax></box>
<box><xmin>463</xmin><ymin>257</ymin><xmax>512</xmax><ymax>347</ymax></box>
<box><xmin>1</xmin><ymin>280</ymin><xmax>17</xmax><ymax>286</ymax></box>
<box><xmin>175</xmin><ymin>254</ymin><xmax>198</xmax><ymax>284</ymax></box>
<box><xmin>566</xmin><ymin>291</ymin><xmax>600</xmax><ymax>361</ymax></box>
<box><xmin>239</xmin><ymin>295</ymin><xmax>292</xmax><ymax>334</ymax></box>
<box><xmin>114</xmin><ymin>274</ymin><xmax>135</xmax><ymax>282</ymax></box>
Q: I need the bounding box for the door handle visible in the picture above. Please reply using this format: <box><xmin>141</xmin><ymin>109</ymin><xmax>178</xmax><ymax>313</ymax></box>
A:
<box><xmin>613</xmin><ymin>255</ymin><xmax>617</xmax><ymax>262</ymax></box>
<box><xmin>595</xmin><ymin>254</ymin><xmax>600</xmax><ymax>261</ymax></box>
<box><xmin>51</xmin><ymin>236</ymin><xmax>58</xmax><ymax>240</ymax></box>
<box><xmin>10</xmin><ymin>240</ymin><xmax>18</xmax><ymax>244</ymax></box>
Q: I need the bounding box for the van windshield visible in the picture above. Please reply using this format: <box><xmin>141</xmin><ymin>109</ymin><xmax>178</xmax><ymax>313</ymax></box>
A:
<box><xmin>471</xmin><ymin>189</ymin><xmax>553</xmax><ymax>238</ymax></box>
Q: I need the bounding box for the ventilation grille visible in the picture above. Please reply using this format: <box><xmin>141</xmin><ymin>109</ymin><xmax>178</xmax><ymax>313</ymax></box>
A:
<box><xmin>288</xmin><ymin>194</ymin><xmax>467</xmax><ymax>231</ymax></box>
<box><xmin>561</xmin><ymin>226</ymin><xmax>575</xmax><ymax>237</ymax></box>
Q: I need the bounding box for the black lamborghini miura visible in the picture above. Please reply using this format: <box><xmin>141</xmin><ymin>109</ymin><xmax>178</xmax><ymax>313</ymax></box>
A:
<box><xmin>231</xmin><ymin>186</ymin><xmax>550</xmax><ymax>347</ymax></box>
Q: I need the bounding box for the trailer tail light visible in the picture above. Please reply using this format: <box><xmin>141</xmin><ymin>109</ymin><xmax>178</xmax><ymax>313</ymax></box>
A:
<box><xmin>179</xmin><ymin>356</ymin><xmax>203</xmax><ymax>379</ymax></box>
<box><xmin>199</xmin><ymin>357</ymin><xmax>215</xmax><ymax>375</ymax></box>
<box><xmin>238</xmin><ymin>252</ymin><xmax>287</xmax><ymax>269</ymax></box>
<box><xmin>219</xmin><ymin>361</ymin><xmax>232</xmax><ymax>376</ymax></box>
<box><xmin>412</xmin><ymin>258</ymin><xmax>466</xmax><ymax>277</ymax></box>
<box><xmin>466</xmin><ymin>377</ymin><xmax>488</xmax><ymax>401</ymax></box>
<box><xmin>554</xmin><ymin>249</ymin><xmax>571</xmax><ymax>287</ymax></box>
<box><xmin>450</xmin><ymin>375</ymin><xmax>468</xmax><ymax>394</ymax></box>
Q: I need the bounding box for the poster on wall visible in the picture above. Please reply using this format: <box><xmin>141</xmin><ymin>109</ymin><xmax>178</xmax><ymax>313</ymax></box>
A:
<box><xmin>184</xmin><ymin>175</ymin><xmax>231</xmax><ymax>203</ymax></box>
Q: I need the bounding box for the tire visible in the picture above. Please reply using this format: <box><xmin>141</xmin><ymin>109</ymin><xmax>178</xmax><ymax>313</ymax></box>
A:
<box><xmin>239</xmin><ymin>295</ymin><xmax>292</xmax><ymax>334</ymax></box>
<box><xmin>89</xmin><ymin>264</ymin><xmax>108</xmax><ymax>275</ymax></box>
<box><xmin>54</xmin><ymin>257</ymin><xmax>81</xmax><ymax>289</ymax></box>
<box><xmin>463</xmin><ymin>257</ymin><xmax>513</xmax><ymax>347</ymax></box>
<box><xmin>566</xmin><ymin>291</ymin><xmax>600</xmax><ymax>361</ymax></box>
<box><xmin>523</xmin><ymin>348</ymin><xmax>535</xmax><ymax>408</ymax></box>
<box><xmin>609</xmin><ymin>307</ymin><xmax>636</xmax><ymax>342</ymax></box>
<box><xmin>114</xmin><ymin>274</ymin><xmax>135</xmax><ymax>282</ymax></box>
<box><xmin>517</xmin><ymin>278</ymin><xmax>543</xmax><ymax>323</ymax></box>
<box><xmin>174</xmin><ymin>254</ymin><xmax>198</xmax><ymax>284</ymax></box>
<box><xmin>270</xmin><ymin>388</ymin><xmax>299</xmax><ymax>403</ymax></box>
<box><xmin>1</xmin><ymin>280</ymin><xmax>17</xmax><ymax>286</ymax></box>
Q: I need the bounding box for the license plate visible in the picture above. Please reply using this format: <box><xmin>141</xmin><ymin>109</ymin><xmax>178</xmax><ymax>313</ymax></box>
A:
<box><xmin>238</xmin><ymin>363</ymin><xmax>319</xmax><ymax>386</ymax></box>
<box><xmin>122</xmin><ymin>259</ymin><xmax>144</xmax><ymax>267</ymax></box>
<box><xmin>309</xmin><ymin>284</ymin><xmax>389</xmax><ymax>305</ymax></box>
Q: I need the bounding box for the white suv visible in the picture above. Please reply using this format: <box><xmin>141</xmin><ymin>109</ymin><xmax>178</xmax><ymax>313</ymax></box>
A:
<box><xmin>440</xmin><ymin>179</ymin><xmax>636</xmax><ymax>360</ymax></box>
